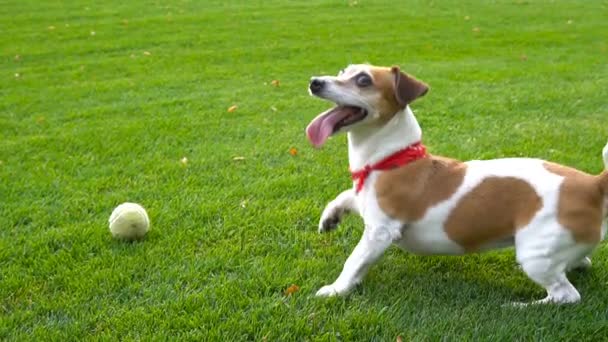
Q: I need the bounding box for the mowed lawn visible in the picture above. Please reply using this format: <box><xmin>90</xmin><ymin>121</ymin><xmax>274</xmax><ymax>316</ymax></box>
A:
<box><xmin>2</xmin><ymin>0</ymin><xmax>608</xmax><ymax>340</ymax></box>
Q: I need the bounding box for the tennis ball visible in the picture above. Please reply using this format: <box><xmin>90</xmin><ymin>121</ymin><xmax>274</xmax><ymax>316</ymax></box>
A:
<box><xmin>109</xmin><ymin>202</ymin><xmax>150</xmax><ymax>240</ymax></box>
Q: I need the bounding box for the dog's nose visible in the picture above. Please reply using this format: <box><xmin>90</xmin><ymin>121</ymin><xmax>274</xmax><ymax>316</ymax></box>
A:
<box><xmin>309</xmin><ymin>78</ymin><xmax>325</xmax><ymax>94</ymax></box>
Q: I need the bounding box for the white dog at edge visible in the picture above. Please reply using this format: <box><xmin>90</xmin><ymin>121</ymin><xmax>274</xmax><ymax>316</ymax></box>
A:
<box><xmin>306</xmin><ymin>63</ymin><xmax>608</xmax><ymax>305</ymax></box>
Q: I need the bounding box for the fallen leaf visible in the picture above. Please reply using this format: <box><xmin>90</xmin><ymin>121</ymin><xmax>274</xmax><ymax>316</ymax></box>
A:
<box><xmin>180</xmin><ymin>157</ymin><xmax>188</xmax><ymax>165</ymax></box>
<box><xmin>36</xmin><ymin>116</ymin><xmax>46</xmax><ymax>124</ymax></box>
<box><xmin>284</xmin><ymin>284</ymin><xmax>300</xmax><ymax>296</ymax></box>
<box><xmin>349</xmin><ymin>0</ymin><xmax>358</xmax><ymax>6</ymax></box>
<box><xmin>396</xmin><ymin>336</ymin><xmax>403</xmax><ymax>342</ymax></box>
<box><xmin>271</xmin><ymin>79</ymin><xmax>280</xmax><ymax>87</ymax></box>
<box><xmin>520</xmin><ymin>54</ymin><xmax>528</xmax><ymax>61</ymax></box>
<box><xmin>270</xmin><ymin>106</ymin><xmax>278</xmax><ymax>112</ymax></box>
<box><xmin>464</xmin><ymin>15</ymin><xmax>470</xmax><ymax>20</ymax></box>
<box><xmin>233</xmin><ymin>156</ymin><xmax>245</xmax><ymax>161</ymax></box>
<box><xmin>143</xmin><ymin>51</ymin><xmax>151</xmax><ymax>56</ymax></box>
<box><xmin>472</xmin><ymin>27</ymin><xmax>480</xmax><ymax>33</ymax></box>
<box><xmin>227</xmin><ymin>105</ymin><xmax>238</xmax><ymax>112</ymax></box>
<box><xmin>14</xmin><ymin>55</ymin><xmax>20</xmax><ymax>61</ymax></box>
<box><xmin>289</xmin><ymin>147</ymin><xmax>298</xmax><ymax>156</ymax></box>
<box><xmin>48</xmin><ymin>25</ymin><xmax>55</xmax><ymax>30</ymax></box>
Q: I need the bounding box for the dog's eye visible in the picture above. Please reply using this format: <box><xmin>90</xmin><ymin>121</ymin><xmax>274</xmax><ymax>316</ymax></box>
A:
<box><xmin>355</xmin><ymin>73</ymin><xmax>372</xmax><ymax>87</ymax></box>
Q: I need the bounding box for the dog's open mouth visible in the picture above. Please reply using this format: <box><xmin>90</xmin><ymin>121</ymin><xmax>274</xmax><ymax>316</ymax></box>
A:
<box><xmin>306</xmin><ymin>105</ymin><xmax>368</xmax><ymax>147</ymax></box>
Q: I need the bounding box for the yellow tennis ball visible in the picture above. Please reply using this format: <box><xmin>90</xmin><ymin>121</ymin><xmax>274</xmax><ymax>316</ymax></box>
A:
<box><xmin>108</xmin><ymin>202</ymin><xmax>150</xmax><ymax>240</ymax></box>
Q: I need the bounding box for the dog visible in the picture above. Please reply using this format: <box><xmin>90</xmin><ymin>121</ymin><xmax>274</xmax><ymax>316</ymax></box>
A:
<box><xmin>306</xmin><ymin>64</ymin><xmax>608</xmax><ymax>305</ymax></box>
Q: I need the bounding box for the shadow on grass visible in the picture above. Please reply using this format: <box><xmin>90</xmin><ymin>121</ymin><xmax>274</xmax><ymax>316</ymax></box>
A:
<box><xmin>358</xmin><ymin>250</ymin><xmax>595</xmax><ymax>307</ymax></box>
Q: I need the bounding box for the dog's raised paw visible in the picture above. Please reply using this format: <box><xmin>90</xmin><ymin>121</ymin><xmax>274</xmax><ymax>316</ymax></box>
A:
<box><xmin>319</xmin><ymin>216</ymin><xmax>341</xmax><ymax>233</ymax></box>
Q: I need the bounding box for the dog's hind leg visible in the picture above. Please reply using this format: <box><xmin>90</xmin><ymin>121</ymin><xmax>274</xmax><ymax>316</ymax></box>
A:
<box><xmin>318</xmin><ymin>189</ymin><xmax>359</xmax><ymax>233</ymax></box>
<box><xmin>566</xmin><ymin>256</ymin><xmax>592</xmax><ymax>272</ymax></box>
<box><xmin>516</xmin><ymin>257</ymin><xmax>581</xmax><ymax>306</ymax></box>
<box><xmin>511</xmin><ymin>222</ymin><xmax>598</xmax><ymax>306</ymax></box>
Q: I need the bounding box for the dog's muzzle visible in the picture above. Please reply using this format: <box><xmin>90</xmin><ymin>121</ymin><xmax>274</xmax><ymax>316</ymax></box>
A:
<box><xmin>309</xmin><ymin>78</ymin><xmax>325</xmax><ymax>94</ymax></box>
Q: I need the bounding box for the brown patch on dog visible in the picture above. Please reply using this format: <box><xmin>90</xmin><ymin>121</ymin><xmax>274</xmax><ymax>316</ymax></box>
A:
<box><xmin>445</xmin><ymin>177</ymin><xmax>542</xmax><ymax>252</ymax></box>
<box><xmin>369</xmin><ymin>66</ymin><xmax>428</xmax><ymax>120</ymax></box>
<box><xmin>375</xmin><ymin>155</ymin><xmax>467</xmax><ymax>222</ymax></box>
<box><xmin>544</xmin><ymin>162</ymin><xmax>604</xmax><ymax>243</ymax></box>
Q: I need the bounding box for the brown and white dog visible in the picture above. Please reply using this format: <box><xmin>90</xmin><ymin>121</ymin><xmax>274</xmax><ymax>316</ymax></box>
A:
<box><xmin>306</xmin><ymin>64</ymin><xmax>608</xmax><ymax>305</ymax></box>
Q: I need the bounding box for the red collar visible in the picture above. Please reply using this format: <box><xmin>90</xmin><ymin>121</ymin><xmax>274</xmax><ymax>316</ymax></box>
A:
<box><xmin>350</xmin><ymin>142</ymin><xmax>427</xmax><ymax>193</ymax></box>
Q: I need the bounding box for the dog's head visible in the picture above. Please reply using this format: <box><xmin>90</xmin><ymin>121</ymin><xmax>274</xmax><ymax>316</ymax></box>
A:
<box><xmin>306</xmin><ymin>64</ymin><xmax>428</xmax><ymax>147</ymax></box>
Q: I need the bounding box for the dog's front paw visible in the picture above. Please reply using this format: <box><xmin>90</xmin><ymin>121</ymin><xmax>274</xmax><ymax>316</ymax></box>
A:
<box><xmin>315</xmin><ymin>284</ymin><xmax>341</xmax><ymax>297</ymax></box>
<box><xmin>319</xmin><ymin>215</ymin><xmax>341</xmax><ymax>233</ymax></box>
<box><xmin>318</xmin><ymin>205</ymin><xmax>345</xmax><ymax>233</ymax></box>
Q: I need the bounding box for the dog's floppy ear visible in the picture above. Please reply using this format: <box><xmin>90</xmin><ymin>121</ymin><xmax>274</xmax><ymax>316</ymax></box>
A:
<box><xmin>391</xmin><ymin>66</ymin><xmax>429</xmax><ymax>107</ymax></box>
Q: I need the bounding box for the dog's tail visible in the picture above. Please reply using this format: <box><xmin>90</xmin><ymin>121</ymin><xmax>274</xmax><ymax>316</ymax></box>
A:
<box><xmin>599</xmin><ymin>140</ymin><xmax>608</xmax><ymax>196</ymax></box>
<box><xmin>603</xmin><ymin>140</ymin><xmax>608</xmax><ymax>170</ymax></box>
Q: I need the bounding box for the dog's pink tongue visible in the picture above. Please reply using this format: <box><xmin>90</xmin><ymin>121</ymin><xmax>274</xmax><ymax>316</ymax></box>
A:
<box><xmin>306</xmin><ymin>108</ymin><xmax>349</xmax><ymax>148</ymax></box>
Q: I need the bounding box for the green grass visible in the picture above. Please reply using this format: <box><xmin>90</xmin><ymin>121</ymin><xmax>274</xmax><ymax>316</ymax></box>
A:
<box><xmin>2</xmin><ymin>0</ymin><xmax>608</xmax><ymax>340</ymax></box>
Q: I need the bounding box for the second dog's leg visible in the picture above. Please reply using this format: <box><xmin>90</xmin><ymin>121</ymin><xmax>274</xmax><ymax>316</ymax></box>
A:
<box><xmin>316</xmin><ymin>225</ymin><xmax>393</xmax><ymax>297</ymax></box>
<box><xmin>319</xmin><ymin>189</ymin><xmax>359</xmax><ymax>233</ymax></box>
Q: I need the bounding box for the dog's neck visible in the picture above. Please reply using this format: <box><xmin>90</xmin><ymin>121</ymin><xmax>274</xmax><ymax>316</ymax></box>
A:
<box><xmin>347</xmin><ymin>106</ymin><xmax>422</xmax><ymax>171</ymax></box>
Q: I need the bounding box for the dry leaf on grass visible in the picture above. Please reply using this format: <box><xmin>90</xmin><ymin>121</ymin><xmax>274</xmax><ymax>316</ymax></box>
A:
<box><xmin>284</xmin><ymin>284</ymin><xmax>300</xmax><ymax>296</ymax></box>
<box><xmin>180</xmin><ymin>157</ymin><xmax>188</xmax><ymax>165</ymax></box>
<box><xmin>472</xmin><ymin>27</ymin><xmax>480</xmax><ymax>33</ymax></box>
<box><xmin>233</xmin><ymin>156</ymin><xmax>245</xmax><ymax>161</ymax></box>
<box><xmin>143</xmin><ymin>51</ymin><xmax>151</xmax><ymax>56</ymax></box>
<box><xmin>227</xmin><ymin>105</ymin><xmax>238</xmax><ymax>113</ymax></box>
<box><xmin>271</xmin><ymin>79</ymin><xmax>280</xmax><ymax>87</ymax></box>
<box><xmin>289</xmin><ymin>148</ymin><xmax>298</xmax><ymax>156</ymax></box>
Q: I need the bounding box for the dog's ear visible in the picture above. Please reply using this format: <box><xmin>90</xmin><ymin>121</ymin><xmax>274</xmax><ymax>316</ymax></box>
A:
<box><xmin>391</xmin><ymin>66</ymin><xmax>429</xmax><ymax>106</ymax></box>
